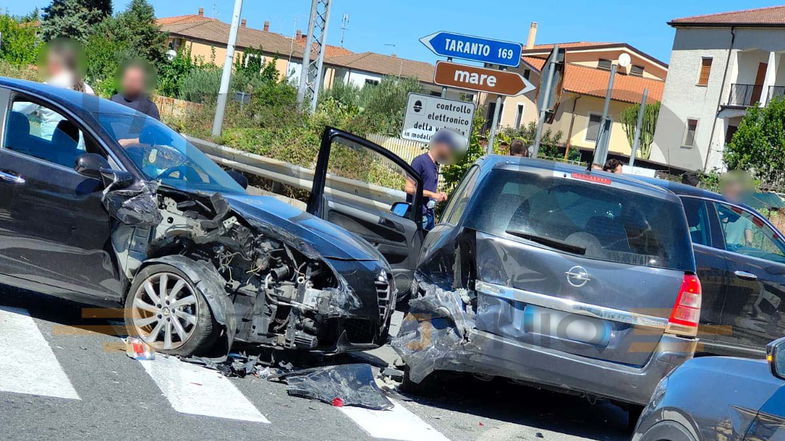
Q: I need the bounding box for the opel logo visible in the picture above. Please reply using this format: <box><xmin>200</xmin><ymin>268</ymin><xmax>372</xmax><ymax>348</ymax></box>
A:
<box><xmin>565</xmin><ymin>266</ymin><xmax>591</xmax><ymax>287</ymax></box>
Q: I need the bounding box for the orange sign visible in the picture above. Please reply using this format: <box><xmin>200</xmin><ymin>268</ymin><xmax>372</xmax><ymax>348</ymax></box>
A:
<box><xmin>434</xmin><ymin>61</ymin><xmax>535</xmax><ymax>96</ymax></box>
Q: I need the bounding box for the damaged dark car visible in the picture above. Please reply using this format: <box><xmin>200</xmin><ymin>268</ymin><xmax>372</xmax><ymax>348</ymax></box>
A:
<box><xmin>0</xmin><ymin>78</ymin><xmax>418</xmax><ymax>356</ymax></box>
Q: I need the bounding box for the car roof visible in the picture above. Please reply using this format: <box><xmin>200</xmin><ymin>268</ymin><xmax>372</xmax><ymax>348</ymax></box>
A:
<box><xmin>477</xmin><ymin>155</ymin><xmax>680</xmax><ymax>201</ymax></box>
<box><xmin>0</xmin><ymin>76</ymin><xmax>139</xmax><ymax>121</ymax></box>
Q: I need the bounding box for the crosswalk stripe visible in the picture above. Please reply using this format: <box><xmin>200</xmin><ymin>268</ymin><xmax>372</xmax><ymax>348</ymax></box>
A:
<box><xmin>339</xmin><ymin>399</ymin><xmax>451</xmax><ymax>441</ymax></box>
<box><xmin>139</xmin><ymin>355</ymin><xmax>270</xmax><ymax>423</ymax></box>
<box><xmin>0</xmin><ymin>306</ymin><xmax>80</xmax><ymax>400</ymax></box>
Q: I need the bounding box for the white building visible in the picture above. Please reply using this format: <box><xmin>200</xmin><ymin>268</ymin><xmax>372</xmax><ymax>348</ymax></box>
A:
<box><xmin>652</xmin><ymin>6</ymin><xmax>785</xmax><ymax>171</ymax></box>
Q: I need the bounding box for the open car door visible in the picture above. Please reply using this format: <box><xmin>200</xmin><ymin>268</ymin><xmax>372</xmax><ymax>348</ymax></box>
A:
<box><xmin>307</xmin><ymin>127</ymin><xmax>424</xmax><ymax>301</ymax></box>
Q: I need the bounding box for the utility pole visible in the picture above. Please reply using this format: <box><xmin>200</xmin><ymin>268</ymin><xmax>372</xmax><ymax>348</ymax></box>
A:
<box><xmin>629</xmin><ymin>88</ymin><xmax>648</xmax><ymax>168</ymax></box>
<box><xmin>591</xmin><ymin>64</ymin><xmax>618</xmax><ymax>168</ymax></box>
<box><xmin>297</xmin><ymin>0</ymin><xmax>332</xmax><ymax>113</ymax></box>
<box><xmin>211</xmin><ymin>0</ymin><xmax>243</xmax><ymax>138</ymax></box>
<box><xmin>532</xmin><ymin>44</ymin><xmax>560</xmax><ymax>158</ymax></box>
<box><xmin>486</xmin><ymin>66</ymin><xmax>507</xmax><ymax>155</ymax></box>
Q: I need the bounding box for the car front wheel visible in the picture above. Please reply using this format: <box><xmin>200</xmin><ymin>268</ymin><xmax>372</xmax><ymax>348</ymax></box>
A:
<box><xmin>124</xmin><ymin>264</ymin><xmax>218</xmax><ymax>356</ymax></box>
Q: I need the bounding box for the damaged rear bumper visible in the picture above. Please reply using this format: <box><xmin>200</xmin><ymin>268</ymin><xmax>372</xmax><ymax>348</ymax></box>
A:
<box><xmin>393</xmin><ymin>284</ymin><xmax>697</xmax><ymax>406</ymax></box>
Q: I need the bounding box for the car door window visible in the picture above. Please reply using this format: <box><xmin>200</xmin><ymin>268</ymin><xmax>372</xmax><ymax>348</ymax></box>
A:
<box><xmin>4</xmin><ymin>98</ymin><xmax>104</xmax><ymax>168</ymax></box>
<box><xmin>319</xmin><ymin>136</ymin><xmax>418</xmax><ymax>221</ymax></box>
<box><xmin>715</xmin><ymin>202</ymin><xmax>785</xmax><ymax>263</ymax></box>
<box><xmin>680</xmin><ymin>197</ymin><xmax>711</xmax><ymax>246</ymax></box>
<box><xmin>441</xmin><ymin>165</ymin><xmax>479</xmax><ymax>225</ymax></box>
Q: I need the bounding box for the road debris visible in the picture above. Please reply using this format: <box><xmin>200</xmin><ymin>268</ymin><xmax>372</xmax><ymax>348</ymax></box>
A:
<box><xmin>273</xmin><ymin>363</ymin><xmax>393</xmax><ymax>410</ymax></box>
<box><xmin>125</xmin><ymin>337</ymin><xmax>155</xmax><ymax>360</ymax></box>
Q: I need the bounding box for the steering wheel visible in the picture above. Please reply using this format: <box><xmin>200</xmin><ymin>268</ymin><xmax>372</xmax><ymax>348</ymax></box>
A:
<box><xmin>156</xmin><ymin>164</ymin><xmax>203</xmax><ymax>183</ymax></box>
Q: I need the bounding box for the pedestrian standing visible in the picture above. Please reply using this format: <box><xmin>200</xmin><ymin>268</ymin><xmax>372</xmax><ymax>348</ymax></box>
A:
<box><xmin>405</xmin><ymin>129</ymin><xmax>467</xmax><ymax>230</ymax></box>
<box><xmin>510</xmin><ymin>139</ymin><xmax>528</xmax><ymax>157</ymax></box>
<box><xmin>111</xmin><ymin>62</ymin><xmax>161</xmax><ymax>120</ymax></box>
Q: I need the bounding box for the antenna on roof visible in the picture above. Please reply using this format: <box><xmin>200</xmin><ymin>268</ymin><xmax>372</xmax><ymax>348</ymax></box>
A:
<box><xmin>340</xmin><ymin>13</ymin><xmax>350</xmax><ymax>47</ymax></box>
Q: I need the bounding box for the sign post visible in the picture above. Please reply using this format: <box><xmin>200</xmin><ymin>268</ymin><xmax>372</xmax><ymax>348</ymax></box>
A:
<box><xmin>420</xmin><ymin>32</ymin><xmax>522</xmax><ymax>67</ymax></box>
<box><xmin>532</xmin><ymin>45</ymin><xmax>564</xmax><ymax>157</ymax></box>
<box><xmin>401</xmin><ymin>94</ymin><xmax>475</xmax><ymax>143</ymax></box>
<box><xmin>629</xmin><ymin>88</ymin><xmax>648</xmax><ymax>168</ymax></box>
<box><xmin>487</xmin><ymin>95</ymin><xmax>503</xmax><ymax>154</ymax></box>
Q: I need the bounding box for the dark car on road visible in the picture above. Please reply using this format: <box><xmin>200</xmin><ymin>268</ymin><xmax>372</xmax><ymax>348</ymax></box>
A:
<box><xmin>633</xmin><ymin>337</ymin><xmax>785</xmax><ymax>441</ymax></box>
<box><xmin>389</xmin><ymin>156</ymin><xmax>702</xmax><ymax>406</ymax></box>
<box><xmin>0</xmin><ymin>77</ymin><xmax>425</xmax><ymax>356</ymax></box>
<box><xmin>638</xmin><ymin>178</ymin><xmax>785</xmax><ymax>358</ymax></box>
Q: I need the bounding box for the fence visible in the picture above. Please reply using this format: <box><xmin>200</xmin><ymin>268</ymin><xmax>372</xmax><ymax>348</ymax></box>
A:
<box><xmin>153</xmin><ymin>95</ymin><xmax>204</xmax><ymax>119</ymax></box>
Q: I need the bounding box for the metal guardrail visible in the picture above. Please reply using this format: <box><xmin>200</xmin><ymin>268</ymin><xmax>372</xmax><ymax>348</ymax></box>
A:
<box><xmin>186</xmin><ymin>136</ymin><xmax>407</xmax><ymax>212</ymax></box>
<box><xmin>728</xmin><ymin>83</ymin><xmax>761</xmax><ymax>107</ymax></box>
<box><xmin>769</xmin><ymin>85</ymin><xmax>785</xmax><ymax>102</ymax></box>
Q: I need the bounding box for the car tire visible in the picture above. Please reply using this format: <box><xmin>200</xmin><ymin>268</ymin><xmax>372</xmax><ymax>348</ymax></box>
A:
<box><xmin>638</xmin><ymin>420</ymin><xmax>697</xmax><ymax>441</ymax></box>
<box><xmin>124</xmin><ymin>263</ymin><xmax>219</xmax><ymax>356</ymax></box>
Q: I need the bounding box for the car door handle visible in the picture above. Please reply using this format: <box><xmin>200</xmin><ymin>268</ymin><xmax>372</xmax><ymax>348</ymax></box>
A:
<box><xmin>0</xmin><ymin>171</ymin><xmax>25</xmax><ymax>184</ymax></box>
<box><xmin>734</xmin><ymin>270</ymin><xmax>758</xmax><ymax>281</ymax></box>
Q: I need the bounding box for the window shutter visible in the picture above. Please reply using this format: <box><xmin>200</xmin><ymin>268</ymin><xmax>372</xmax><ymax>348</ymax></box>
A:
<box><xmin>698</xmin><ymin>58</ymin><xmax>712</xmax><ymax>86</ymax></box>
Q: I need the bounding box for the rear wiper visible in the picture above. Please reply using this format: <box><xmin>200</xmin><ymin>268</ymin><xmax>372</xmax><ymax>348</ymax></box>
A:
<box><xmin>505</xmin><ymin>230</ymin><xmax>586</xmax><ymax>255</ymax></box>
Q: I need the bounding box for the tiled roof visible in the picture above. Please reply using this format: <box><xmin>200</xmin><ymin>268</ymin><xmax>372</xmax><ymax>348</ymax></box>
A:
<box><xmin>522</xmin><ymin>56</ymin><xmax>547</xmax><ymax>71</ymax></box>
<box><xmin>159</xmin><ymin>16</ymin><xmax>353</xmax><ymax>60</ymax></box>
<box><xmin>325</xmin><ymin>52</ymin><xmax>435</xmax><ymax>83</ymax></box>
<box><xmin>670</xmin><ymin>5</ymin><xmax>785</xmax><ymax>26</ymax></box>
<box><xmin>525</xmin><ymin>42</ymin><xmax>617</xmax><ymax>51</ymax></box>
<box><xmin>562</xmin><ymin>63</ymin><xmax>664</xmax><ymax>103</ymax></box>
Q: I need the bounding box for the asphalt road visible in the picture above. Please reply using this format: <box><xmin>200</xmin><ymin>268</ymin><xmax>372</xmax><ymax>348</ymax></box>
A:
<box><xmin>0</xmin><ymin>286</ymin><xmax>631</xmax><ymax>441</ymax></box>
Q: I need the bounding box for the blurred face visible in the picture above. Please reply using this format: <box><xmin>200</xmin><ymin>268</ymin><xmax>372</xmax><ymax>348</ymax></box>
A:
<box><xmin>431</xmin><ymin>142</ymin><xmax>453</xmax><ymax>163</ymax></box>
<box><xmin>46</xmin><ymin>52</ymin><xmax>64</xmax><ymax>77</ymax></box>
<box><xmin>614</xmin><ymin>164</ymin><xmax>623</xmax><ymax>173</ymax></box>
<box><xmin>122</xmin><ymin>66</ymin><xmax>147</xmax><ymax>97</ymax></box>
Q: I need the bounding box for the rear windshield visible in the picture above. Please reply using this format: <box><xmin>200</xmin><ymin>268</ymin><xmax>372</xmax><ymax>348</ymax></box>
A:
<box><xmin>464</xmin><ymin>169</ymin><xmax>694</xmax><ymax>271</ymax></box>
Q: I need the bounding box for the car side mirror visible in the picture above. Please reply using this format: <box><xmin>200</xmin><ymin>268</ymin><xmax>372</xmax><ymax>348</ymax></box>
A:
<box><xmin>390</xmin><ymin>202</ymin><xmax>411</xmax><ymax>218</ymax></box>
<box><xmin>766</xmin><ymin>337</ymin><xmax>785</xmax><ymax>380</ymax></box>
<box><xmin>226</xmin><ymin>169</ymin><xmax>248</xmax><ymax>189</ymax></box>
<box><xmin>75</xmin><ymin>153</ymin><xmax>110</xmax><ymax>180</ymax></box>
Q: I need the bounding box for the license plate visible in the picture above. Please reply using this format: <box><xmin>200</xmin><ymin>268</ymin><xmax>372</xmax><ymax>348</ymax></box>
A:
<box><xmin>523</xmin><ymin>305</ymin><xmax>612</xmax><ymax>346</ymax></box>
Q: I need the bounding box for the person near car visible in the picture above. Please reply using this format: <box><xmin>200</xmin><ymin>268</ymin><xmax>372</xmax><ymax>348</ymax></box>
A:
<box><xmin>603</xmin><ymin>158</ymin><xmax>623</xmax><ymax>173</ymax></box>
<box><xmin>405</xmin><ymin>129</ymin><xmax>466</xmax><ymax>230</ymax></box>
<box><xmin>721</xmin><ymin>172</ymin><xmax>754</xmax><ymax>247</ymax></box>
<box><xmin>111</xmin><ymin>62</ymin><xmax>160</xmax><ymax>120</ymax></box>
<box><xmin>15</xmin><ymin>39</ymin><xmax>94</xmax><ymax>141</ymax></box>
<box><xmin>509</xmin><ymin>139</ymin><xmax>528</xmax><ymax>157</ymax></box>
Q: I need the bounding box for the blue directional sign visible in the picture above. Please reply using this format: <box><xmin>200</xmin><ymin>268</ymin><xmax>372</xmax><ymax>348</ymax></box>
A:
<box><xmin>420</xmin><ymin>31</ymin><xmax>522</xmax><ymax>67</ymax></box>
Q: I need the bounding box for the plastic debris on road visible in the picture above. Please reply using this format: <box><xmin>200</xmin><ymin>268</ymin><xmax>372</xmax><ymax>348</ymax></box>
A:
<box><xmin>274</xmin><ymin>363</ymin><xmax>393</xmax><ymax>410</ymax></box>
<box><xmin>125</xmin><ymin>337</ymin><xmax>155</xmax><ymax>360</ymax></box>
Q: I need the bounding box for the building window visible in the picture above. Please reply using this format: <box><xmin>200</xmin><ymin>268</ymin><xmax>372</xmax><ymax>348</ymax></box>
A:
<box><xmin>630</xmin><ymin>65</ymin><xmax>644</xmax><ymax>77</ymax></box>
<box><xmin>725</xmin><ymin>124</ymin><xmax>738</xmax><ymax>145</ymax></box>
<box><xmin>684</xmin><ymin>119</ymin><xmax>699</xmax><ymax>147</ymax></box>
<box><xmin>364</xmin><ymin>79</ymin><xmax>380</xmax><ymax>86</ymax></box>
<box><xmin>514</xmin><ymin>103</ymin><xmax>524</xmax><ymax>128</ymax></box>
<box><xmin>598</xmin><ymin>59</ymin><xmax>612</xmax><ymax>71</ymax></box>
<box><xmin>523</xmin><ymin>69</ymin><xmax>531</xmax><ymax>80</ymax></box>
<box><xmin>586</xmin><ymin>114</ymin><xmax>603</xmax><ymax>142</ymax></box>
<box><xmin>698</xmin><ymin>58</ymin><xmax>712</xmax><ymax>86</ymax></box>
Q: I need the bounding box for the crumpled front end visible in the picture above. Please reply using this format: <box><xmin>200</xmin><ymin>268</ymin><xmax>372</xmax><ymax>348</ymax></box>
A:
<box><xmin>105</xmin><ymin>184</ymin><xmax>393</xmax><ymax>353</ymax></box>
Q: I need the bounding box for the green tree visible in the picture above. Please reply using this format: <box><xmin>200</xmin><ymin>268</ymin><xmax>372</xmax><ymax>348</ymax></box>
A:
<box><xmin>112</xmin><ymin>0</ymin><xmax>167</xmax><ymax>64</ymax></box>
<box><xmin>0</xmin><ymin>15</ymin><xmax>44</xmax><ymax>66</ymax></box>
<box><xmin>41</xmin><ymin>0</ymin><xmax>112</xmax><ymax>41</ymax></box>
<box><xmin>620</xmin><ymin>100</ymin><xmax>660</xmax><ymax>160</ymax></box>
<box><xmin>725</xmin><ymin>98</ymin><xmax>785</xmax><ymax>189</ymax></box>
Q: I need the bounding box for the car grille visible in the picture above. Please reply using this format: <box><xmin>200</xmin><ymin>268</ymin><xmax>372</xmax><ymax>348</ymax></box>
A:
<box><xmin>375</xmin><ymin>272</ymin><xmax>392</xmax><ymax>324</ymax></box>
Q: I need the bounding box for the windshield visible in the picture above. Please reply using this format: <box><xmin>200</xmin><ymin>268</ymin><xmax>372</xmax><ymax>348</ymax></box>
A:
<box><xmin>95</xmin><ymin>113</ymin><xmax>245</xmax><ymax>194</ymax></box>
<box><xmin>464</xmin><ymin>169</ymin><xmax>694</xmax><ymax>271</ymax></box>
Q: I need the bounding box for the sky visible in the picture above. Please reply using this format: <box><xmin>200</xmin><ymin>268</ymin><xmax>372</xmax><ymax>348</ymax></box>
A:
<box><xmin>3</xmin><ymin>0</ymin><xmax>785</xmax><ymax>64</ymax></box>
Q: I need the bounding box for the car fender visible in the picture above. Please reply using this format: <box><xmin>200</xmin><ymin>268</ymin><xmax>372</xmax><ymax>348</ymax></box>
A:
<box><xmin>135</xmin><ymin>255</ymin><xmax>237</xmax><ymax>347</ymax></box>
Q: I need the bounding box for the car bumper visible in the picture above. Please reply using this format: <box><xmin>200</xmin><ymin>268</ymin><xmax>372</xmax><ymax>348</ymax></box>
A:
<box><xmin>416</xmin><ymin>328</ymin><xmax>697</xmax><ymax>405</ymax></box>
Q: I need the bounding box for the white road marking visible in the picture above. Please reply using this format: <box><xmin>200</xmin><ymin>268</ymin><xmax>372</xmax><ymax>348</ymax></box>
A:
<box><xmin>139</xmin><ymin>355</ymin><xmax>269</xmax><ymax>423</ymax></box>
<box><xmin>339</xmin><ymin>399</ymin><xmax>451</xmax><ymax>441</ymax></box>
<box><xmin>0</xmin><ymin>306</ymin><xmax>80</xmax><ymax>400</ymax></box>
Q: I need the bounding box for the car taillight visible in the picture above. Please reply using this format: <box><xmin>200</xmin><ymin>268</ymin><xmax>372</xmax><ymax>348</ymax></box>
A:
<box><xmin>666</xmin><ymin>274</ymin><xmax>702</xmax><ymax>337</ymax></box>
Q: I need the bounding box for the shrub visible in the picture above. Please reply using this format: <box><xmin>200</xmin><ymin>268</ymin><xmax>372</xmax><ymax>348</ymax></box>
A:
<box><xmin>0</xmin><ymin>15</ymin><xmax>44</xmax><ymax>66</ymax></box>
<box><xmin>726</xmin><ymin>98</ymin><xmax>785</xmax><ymax>190</ymax></box>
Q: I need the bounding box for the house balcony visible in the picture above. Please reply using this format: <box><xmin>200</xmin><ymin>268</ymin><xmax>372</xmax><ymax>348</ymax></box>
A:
<box><xmin>727</xmin><ymin>83</ymin><xmax>763</xmax><ymax>107</ymax></box>
<box><xmin>769</xmin><ymin>85</ymin><xmax>785</xmax><ymax>102</ymax></box>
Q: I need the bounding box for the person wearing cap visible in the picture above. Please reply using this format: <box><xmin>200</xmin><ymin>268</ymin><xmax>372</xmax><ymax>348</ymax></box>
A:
<box><xmin>405</xmin><ymin>129</ymin><xmax>466</xmax><ymax>230</ymax></box>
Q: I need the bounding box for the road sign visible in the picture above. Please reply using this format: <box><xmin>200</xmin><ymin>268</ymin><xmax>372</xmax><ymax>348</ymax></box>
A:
<box><xmin>420</xmin><ymin>31</ymin><xmax>522</xmax><ymax>67</ymax></box>
<box><xmin>401</xmin><ymin>93</ymin><xmax>475</xmax><ymax>142</ymax></box>
<box><xmin>433</xmin><ymin>61</ymin><xmax>535</xmax><ymax>96</ymax></box>
<box><xmin>536</xmin><ymin>47</ymin><xmax>565</xmax><ymax>117</ymax></box>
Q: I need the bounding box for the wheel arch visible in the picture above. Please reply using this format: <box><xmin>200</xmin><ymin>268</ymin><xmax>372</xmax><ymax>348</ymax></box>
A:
<box><xmin>133</xmin><ymin>255</ymin><xmax>236</xmax><ymax>347</ymax></box>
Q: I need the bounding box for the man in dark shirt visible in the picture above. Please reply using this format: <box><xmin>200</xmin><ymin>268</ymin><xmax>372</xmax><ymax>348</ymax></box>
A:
<box><xmin>111</xmin><ymin>63</ymin><xmax>160</xmax><ymax>120</ymax></box>
<box><xmin>405</xmin><ymin>129</ymin><xmax>467</xmax><ymax>230</ymax></box>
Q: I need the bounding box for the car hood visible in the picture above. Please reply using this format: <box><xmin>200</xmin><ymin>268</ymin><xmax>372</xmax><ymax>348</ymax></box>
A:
<box><xmin>222</xmin><ymin>193</ymin><xmax>384</xmax><ymax>262</ymax></box>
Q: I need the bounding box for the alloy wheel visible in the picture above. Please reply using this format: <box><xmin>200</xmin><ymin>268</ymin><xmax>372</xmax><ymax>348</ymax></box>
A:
<box><xmin>129</xmin><ymin>272</ymin><xmax>199</xmax><ymax>351</ymax></box>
